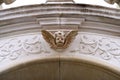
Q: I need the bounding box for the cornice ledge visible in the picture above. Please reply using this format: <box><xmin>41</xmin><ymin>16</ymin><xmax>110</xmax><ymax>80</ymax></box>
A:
<box><xmin>0</xmin><ymin>4</ymin><xmax>120</xmax><ymax>21</ymax></box>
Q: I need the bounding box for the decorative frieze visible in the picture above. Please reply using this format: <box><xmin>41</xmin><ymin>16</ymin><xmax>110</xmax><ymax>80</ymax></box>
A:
<box><xmin>0</xmin><ymin>32</ymin><xmax>120</xmax><ymax>64</ymax></box>
<box><xmin>70</xmin><ymin>33</ymin><xmax>120</xmax><ymax>63</ymax></box>
<box><xmin>0</xmin><ymin>34</ymin><xmax>50</xmax><ymax>62</ymax></box>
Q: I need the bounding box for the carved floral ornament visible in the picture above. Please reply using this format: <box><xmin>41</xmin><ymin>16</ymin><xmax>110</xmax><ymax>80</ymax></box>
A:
<box><xmin>70</xmin><ymin>34</ymin><xmax>120</xmax><ymax>62</ymax></box>
<box><xmin>0</xmin><ymin>30</ymin><xmax>78</xmax><ymax>62</ymax></box>
<box><xmin>0</xmin><ymin>34</ymin><xmax>50</xmax><ymax>62</ymax></box>
<box><xmin>41</xmin><ymin>30</ymin><xmax>78</xmax><ymax>50</ymax></box>
<box><xmin>1</xmin><ymin>32</ymin><xmax>120</xmax><ymax>64</ymax></box>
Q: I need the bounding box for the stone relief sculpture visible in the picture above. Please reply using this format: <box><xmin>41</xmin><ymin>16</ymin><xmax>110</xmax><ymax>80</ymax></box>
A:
<box><xmin>70</xmin><ymin>33</ymin><xmax>120</xmax><ymax>63</ymax></box>
<box><xmin>104</xmin><ymin>0</ymin><xmax>120</xmax><ymax>6</ymax></box>
<box><xmin>41</xmin><ymin>30</ymin><xmax>78</xmax><ymax>49</ymax></box>
<box><xmin>0</xmin><ymin>34</ymin><xmax>50</xmax><ymax>62</ymax></box>
<box><xmin>0</xmin><ymin>0</ymin><xmax>15</xmax><ymax>5</ymax></box>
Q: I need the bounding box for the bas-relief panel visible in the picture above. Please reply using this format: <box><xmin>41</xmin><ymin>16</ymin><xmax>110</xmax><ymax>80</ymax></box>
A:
<box><xmin>0</xmin><ymin>33</ymin><xmax>51</xmax><ymax>63</ymax></box>
<box><xmin>70</xmin><ymin>33</ymin><xmax>120</xmax><ymax>64</ymax></box>
<box><xmin>0</xmin><ymin>32</ymin><xmax>120</xmax><ymax>66</ymax></box>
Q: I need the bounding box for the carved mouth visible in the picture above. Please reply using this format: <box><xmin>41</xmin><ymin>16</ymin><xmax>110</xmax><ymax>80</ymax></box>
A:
<box><xmin>57</xmin><ymin>42</ymin><xmax>64</xmax><ymax>44</ymax></box>
<box><xmin>57</xmin><ymin>43</ymin><xmax>64</xmax><ymax>46</ymax></box>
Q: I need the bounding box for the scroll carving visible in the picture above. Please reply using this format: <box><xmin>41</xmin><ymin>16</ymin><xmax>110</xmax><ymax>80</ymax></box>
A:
<box><xmin>70</xmin><ymin>34</ymin><xmax>120</xmax><ymax>63</ymax></box>
<box><xmin>0</xmin><ymin>34</ymin><xmax>50</xmax><ymax>62</ymax></box>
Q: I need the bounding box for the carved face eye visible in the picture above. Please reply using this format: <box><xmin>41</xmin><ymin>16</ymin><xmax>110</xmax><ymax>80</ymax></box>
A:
<box><xmin>61</xmin><ymin>38</ymin><xmax>64</xmax><ymax>40</ymax></box>
<box><xmin>57</xmin><ymin>37</ymin><xmax>64</xmax><ymax>41</ymax></box>
<box><xmin>56</xmin><ymin>37</ymin><xmax>64</xmax><ymax>43</ymax></box>
<box><xmin>57</xmin><ymin>38</ymin><xmax>60</xmax><ymax>40</ymax></box>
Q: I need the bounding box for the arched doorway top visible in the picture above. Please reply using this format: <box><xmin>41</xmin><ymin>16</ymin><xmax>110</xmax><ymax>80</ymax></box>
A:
<box><xmin>0</xmin><ymin>57</ymin><xmax>120</xmax><ymax>80</ymax></box>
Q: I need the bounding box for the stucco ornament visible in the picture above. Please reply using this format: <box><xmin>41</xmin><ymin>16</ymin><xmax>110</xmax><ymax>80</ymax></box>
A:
<box><xmin>41</xmin><ymin>30</ymin><xmax>78</xmax><ymax>49</ymax></box>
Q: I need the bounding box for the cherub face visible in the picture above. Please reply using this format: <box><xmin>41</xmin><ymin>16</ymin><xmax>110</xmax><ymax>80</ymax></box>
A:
<box><xmin>54</xmin><ymin>31</ymin><xmax>65</xmax><ymax>46</ymax></box>
<box><xmin>41</xmin><ymin>30</ymin><xmax>78</xmax><ymax>49</ymax></box>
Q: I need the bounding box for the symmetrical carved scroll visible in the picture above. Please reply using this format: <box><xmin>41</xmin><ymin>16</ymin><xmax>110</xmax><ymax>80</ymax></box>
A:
<box><xmin>71</xmin><ymin>33</ymin><xmax>120</xmax><ymax>62</ymax></box>
<box><xmin>0</xmin><ymin>34</ymin><xmax>50</xmax><ymax>62</ymax></box>
<box><xmin>41</xmin><ymin>30</ymin><xmax>78</xmax><ymax>49</ymax></box>
<box><xmin>1</xmin><ymin>32</ymin><xmax>120</xmax><ymax>64</ymax></box>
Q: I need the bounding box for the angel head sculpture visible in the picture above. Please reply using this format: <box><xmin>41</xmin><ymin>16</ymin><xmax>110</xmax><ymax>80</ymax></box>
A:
<box><xmin>41</xmin><ymin>30</ymin><xmax>78</xmax><ymax>49</ymax></box>
<box><xmin>54</xmin><ymin>31</ymin><xmax>65</xmax><ymax>47</ymax></box>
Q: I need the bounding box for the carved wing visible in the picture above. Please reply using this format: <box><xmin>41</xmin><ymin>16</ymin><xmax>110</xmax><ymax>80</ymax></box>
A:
<box><xmin>63</xmin><ymin>31</ymin><xmax>78</xmax><ymax>48</ymax></box>
<box><xmin>41</xmin><ymin>30</ymin><xmax>56</xmax><ymax>48</ymax></box>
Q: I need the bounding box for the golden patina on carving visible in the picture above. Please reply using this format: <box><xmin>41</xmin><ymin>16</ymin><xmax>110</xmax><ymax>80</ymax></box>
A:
<box><xmin>41</xmin><ymin>30</ymin><xmax>78</xmax><ymax>49</ymax></box>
